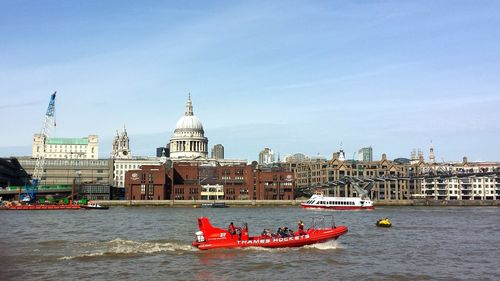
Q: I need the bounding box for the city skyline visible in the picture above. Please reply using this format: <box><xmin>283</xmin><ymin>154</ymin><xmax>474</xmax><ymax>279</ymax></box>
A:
<box><xmin>1</xmin><ymin>1</ymin><xmax>500</xmax><ymax>162</ymax></box>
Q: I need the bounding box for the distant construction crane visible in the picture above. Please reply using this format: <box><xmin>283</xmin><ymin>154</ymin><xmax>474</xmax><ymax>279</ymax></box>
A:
<box><xmin>21</xmin><ymin>92</ymin><xmax>57</xmax><ymax>202</ymax></box>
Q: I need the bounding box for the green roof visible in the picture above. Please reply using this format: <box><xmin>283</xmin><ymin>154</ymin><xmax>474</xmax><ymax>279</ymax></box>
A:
<box><xmin>47</xmin><ymin>138</ymin><xmax>88</xmax><ymax>145</ymax></box>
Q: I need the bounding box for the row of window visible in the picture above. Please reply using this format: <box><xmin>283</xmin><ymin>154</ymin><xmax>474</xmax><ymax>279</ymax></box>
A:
<box><xmin>47</xmin><ymin>144</ymin><xmax>87</xmax><ymax>148</ymax></box>
<box><xmin>22</xmin><ymin>159</ymin><xmax>108</xmax><ymax>166</ymax></box>
<box><xmin>438</xmin><ymin>190</ymin><xmax>496</xmax><ymax>195</ymax></box>
<box><xmin>117</xmin><ymin>164</ymin><xmax>141</xmax><ymax>169</ymax></box>
<box><xmin>307</xmin><ymin>200</ymin><xmax>356</xmax><ymax>206</ymax></box>
<box><xmin>423</xmin><ymin>185</ymin><xmax>498</xmax><ymax>189</ymax></box>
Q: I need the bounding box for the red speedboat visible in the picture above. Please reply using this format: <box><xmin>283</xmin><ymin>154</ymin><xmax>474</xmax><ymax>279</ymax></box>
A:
<box><xmin>192</xmin><ymin>217</ymin><xmax>348</xmax><ymax>250</ymax></box>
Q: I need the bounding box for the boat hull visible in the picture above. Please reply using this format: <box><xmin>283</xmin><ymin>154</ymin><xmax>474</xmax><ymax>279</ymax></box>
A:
<box><xmin>193</xmin><ymin>226</ymin><xmax>348</xmax><ymax>250</ymax></box>
<box><xmin>201</xmin><ymin>203</ymin><xmax>228</xmax><ymax>208</ymax></box>
<box><xmin>81</xmin><ymin>205</ymin><xmax>109</xmax><ymax>210</ymax></box>
<box><xmin>301</xmin><ymin>204</ymin><xmax>374</xmax><ymax>210</ymax></box>
<box><xmin>7</xmin><ymin>205</ymin><xmax>81</xmax><ymax>210</ymax></box>
<box><xmin>301</xmin><ymin>194</ymin><xmax>374</xmax><ymax>210</ymax></box>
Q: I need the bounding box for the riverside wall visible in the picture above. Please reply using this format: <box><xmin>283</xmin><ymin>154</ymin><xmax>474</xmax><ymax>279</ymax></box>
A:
<box><xmin>93</xmin><ymin>199</ymin><xmax>500</xmax><ymax>207</ymax></box>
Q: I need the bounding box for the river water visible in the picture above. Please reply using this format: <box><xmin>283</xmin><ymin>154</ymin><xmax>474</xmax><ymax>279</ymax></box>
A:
<box><xmin>1</xmin><ymin>206</ymin><xmax>499</xmax><ymax>281</ymax></box>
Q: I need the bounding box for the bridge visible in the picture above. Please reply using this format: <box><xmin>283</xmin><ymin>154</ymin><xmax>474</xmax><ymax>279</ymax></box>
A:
<box><xmin>0</xmin><ymin>185</ymin><xmax>73</xmax><ymax>198</ymax></box>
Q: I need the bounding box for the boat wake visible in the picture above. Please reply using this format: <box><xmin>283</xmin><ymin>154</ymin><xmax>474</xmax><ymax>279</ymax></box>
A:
<box><xmin>237</xmin><ymin>240</ymin><xmax>342</xmax><ymax>252</ymax></box>
<box><xmin>304</xmin><ymin>240</ymin><xmax>342</xmax><ymax>250</ymax></box>
<box><xmin>59</xmin><ymin>238</ymin><xmax>196</xmax><ymax>260</ymax></box>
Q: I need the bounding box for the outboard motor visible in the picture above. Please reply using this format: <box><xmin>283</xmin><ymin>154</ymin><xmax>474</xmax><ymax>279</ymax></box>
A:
<box><xmin>195</xmin><ymin>231</ymin><xmax>205</xmax><ymax>242</ymax></box>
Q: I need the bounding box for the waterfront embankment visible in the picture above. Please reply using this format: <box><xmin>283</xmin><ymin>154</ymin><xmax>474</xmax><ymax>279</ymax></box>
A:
<box><xmin>93</xmin><ymin>199</ymin><xmax>500</xmax><ymax>207</ymax></box>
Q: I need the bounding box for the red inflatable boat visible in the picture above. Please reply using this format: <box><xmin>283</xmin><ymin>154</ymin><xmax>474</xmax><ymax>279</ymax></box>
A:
<box><xmin>192</xmin><ymin>217</ymin><xmax>348</xmax><ymax>250</ymax></box>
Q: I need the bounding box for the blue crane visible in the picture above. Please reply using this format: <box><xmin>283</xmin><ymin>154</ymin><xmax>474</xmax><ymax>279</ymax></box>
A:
<box><xmin>21</xmin><ymin>92</ymin><xmax>57</xmax><ymax>203</ymax></box>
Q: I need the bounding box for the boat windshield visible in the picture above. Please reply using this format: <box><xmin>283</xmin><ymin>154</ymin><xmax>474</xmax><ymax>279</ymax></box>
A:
<box><xmin>310</xmin><ymin>215</ymin><xmax>336</xmax><ymax>229</ymax></box>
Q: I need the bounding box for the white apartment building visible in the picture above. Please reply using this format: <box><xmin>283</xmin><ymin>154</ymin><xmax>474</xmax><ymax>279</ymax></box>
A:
<box><xmin>113</xmin><ymin>157</ymin><xmax>164</xmax><ymax>188</ymax></box>
<box><xmin>32</xmin><ymin>134</ymin><xmax>99</xmax><ymax>159</ymax></box>
<box><xmin>420</xmin><ymin>176</ymin><xmax>499</xmax><ymax>200</ymax></box>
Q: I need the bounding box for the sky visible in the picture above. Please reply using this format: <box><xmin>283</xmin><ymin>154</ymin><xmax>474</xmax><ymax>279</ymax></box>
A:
<box><xmin>1</xmin><ymin>0</ymin><xmax>499</xmax><ymax>162</ymax></box>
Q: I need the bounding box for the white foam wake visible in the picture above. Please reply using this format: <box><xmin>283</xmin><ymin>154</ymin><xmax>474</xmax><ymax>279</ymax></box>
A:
<box><xmin>304</xmin><ymin>240</ymin><xmax>341</xmax><ymax>250</ymax></box>
<box><xmin>59</xmin><ymin>238</ymin><xmax>196</xmax><ymax>260</ymax></box>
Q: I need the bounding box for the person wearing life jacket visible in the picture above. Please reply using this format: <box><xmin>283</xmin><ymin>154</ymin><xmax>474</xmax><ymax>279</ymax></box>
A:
<box><xmin>283</xmin><ymin>227</ymin><xmax>290</xmax><ymax>237</ymax></box>
<box><xmin>277</xmin><ymin>227</ymin><xmax>285</xmax><ymax>237</ymax></box>
<box><xmin>297</xmin><ymin>220</ymin><xmax>305</xmax><ymax>235</ymax></box>
<box><xmin>228</xmin><ymin>222</ymin><xmax>236</xmax><ymax>236</ymax></box>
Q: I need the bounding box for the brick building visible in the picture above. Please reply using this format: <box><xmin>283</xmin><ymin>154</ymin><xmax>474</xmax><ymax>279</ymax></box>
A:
<box><xmin>255</xmin><ymin>166</ymin><xmax>294</xmax><ymax>200</ymax></box>
<box><xmin>169</xmin><ymin>162</ymin><xmax>294</xmax><ymax>200</ymax></box>
<box><xmin>125</xmin><ymin>164</ymin><xmax>170</xmax><ymax>200</ymax></box>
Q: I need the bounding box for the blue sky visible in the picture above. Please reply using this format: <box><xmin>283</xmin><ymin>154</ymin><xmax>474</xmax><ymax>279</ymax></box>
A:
<box><xmin>1</xmin><ymin>1</ymin><xmax>499</xmax><ymax>162</ymax></box>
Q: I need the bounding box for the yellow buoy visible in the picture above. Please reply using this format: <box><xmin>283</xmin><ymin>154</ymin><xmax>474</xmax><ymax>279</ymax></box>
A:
<box><xmin>376</xmin><ymin>218</ymin><xmax>392</xmax><ymax>227</ymax></box>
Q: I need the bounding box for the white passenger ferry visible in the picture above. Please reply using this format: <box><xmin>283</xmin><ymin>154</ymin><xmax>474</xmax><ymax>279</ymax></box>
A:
<box><xmin>301</xmin><ymin>193</ymin><xmax>374</xmax><ymax>210</ymax></box>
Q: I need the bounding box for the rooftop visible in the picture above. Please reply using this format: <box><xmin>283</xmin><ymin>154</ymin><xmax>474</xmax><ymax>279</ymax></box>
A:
<box><xmin>46</xmin><ymin>138</ymin><xmax>88</xmax><ymax>145</ymax></box>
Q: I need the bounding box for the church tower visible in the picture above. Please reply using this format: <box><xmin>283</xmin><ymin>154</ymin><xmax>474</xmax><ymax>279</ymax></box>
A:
<box><xmin>429</xmin><ymin>141</ymin><xmax>435</xmax><ymax>164</ymax></box>
<box><xmin>111</xmin><ymin>126</ymin><xmax>131</xmax><ymax>159</ymax></box>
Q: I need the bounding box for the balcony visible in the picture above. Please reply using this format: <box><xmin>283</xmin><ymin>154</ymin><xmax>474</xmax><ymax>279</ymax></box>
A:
<box><xmin>437</xmin><ymin>184</ymin><xmax>447</xmax><ymax>190</ymax></box>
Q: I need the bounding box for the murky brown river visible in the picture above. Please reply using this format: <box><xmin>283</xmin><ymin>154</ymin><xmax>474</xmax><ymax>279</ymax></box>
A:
<box><xmin>1</xmin><ymin>206</ymin><xmax>499</xmax><ymax>280</ymax></box>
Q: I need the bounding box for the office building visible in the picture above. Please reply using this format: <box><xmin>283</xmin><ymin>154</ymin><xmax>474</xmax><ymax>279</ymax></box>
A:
<box><xmin>358</xmin><ymin>146</ymin><xmax>373</xmax><ymax>162</ymax></box>
<box><xmin>32</xmin><ymin>134</ymin><xmax>99</xmax><ymax>159</ymax></box>
<box><xmin>211</xmin><ymin>144</ymin><xmax>224</xmax><ymax>159</ymax></box>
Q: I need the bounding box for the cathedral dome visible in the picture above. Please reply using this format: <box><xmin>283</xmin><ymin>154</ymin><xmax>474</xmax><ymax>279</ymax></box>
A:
<box><xmin>175</xmin><ymin>115</ymin><xmax>204</xmax><ymax>132</ymax></box>
<box><xmin>169</xmin><ymin>94</ymin><xmax>209</xmax><ymax>159</ymax></box>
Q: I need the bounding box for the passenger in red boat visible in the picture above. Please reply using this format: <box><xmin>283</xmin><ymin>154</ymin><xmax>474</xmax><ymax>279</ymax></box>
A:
<box><xmin>228</xmin><ymin>222</ymin><xmax>236</xmax><ymax>236</ymax></box>
<box><xmin>235</xmin><ymin>227</ymin><xmax>242</xmax><ymax>240</ymax></box>
<box><xmin>276</xmin><ymin>227</ymin><xmax>285</xmax><ymax>237</ymax></box>
<box><xmin>297</xmin><ymin>220</ymin><xmax>305</xmax><ymax>235</ymax></box>
<box><xmin>283</xmin><ymin>227</ymin><xmax>292</xmax><ymax>237</ymax></box>
<box><xmin>261</xmin><ymin>228</ymin><xmax>272</xmax><ymax>237</ymax></box>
